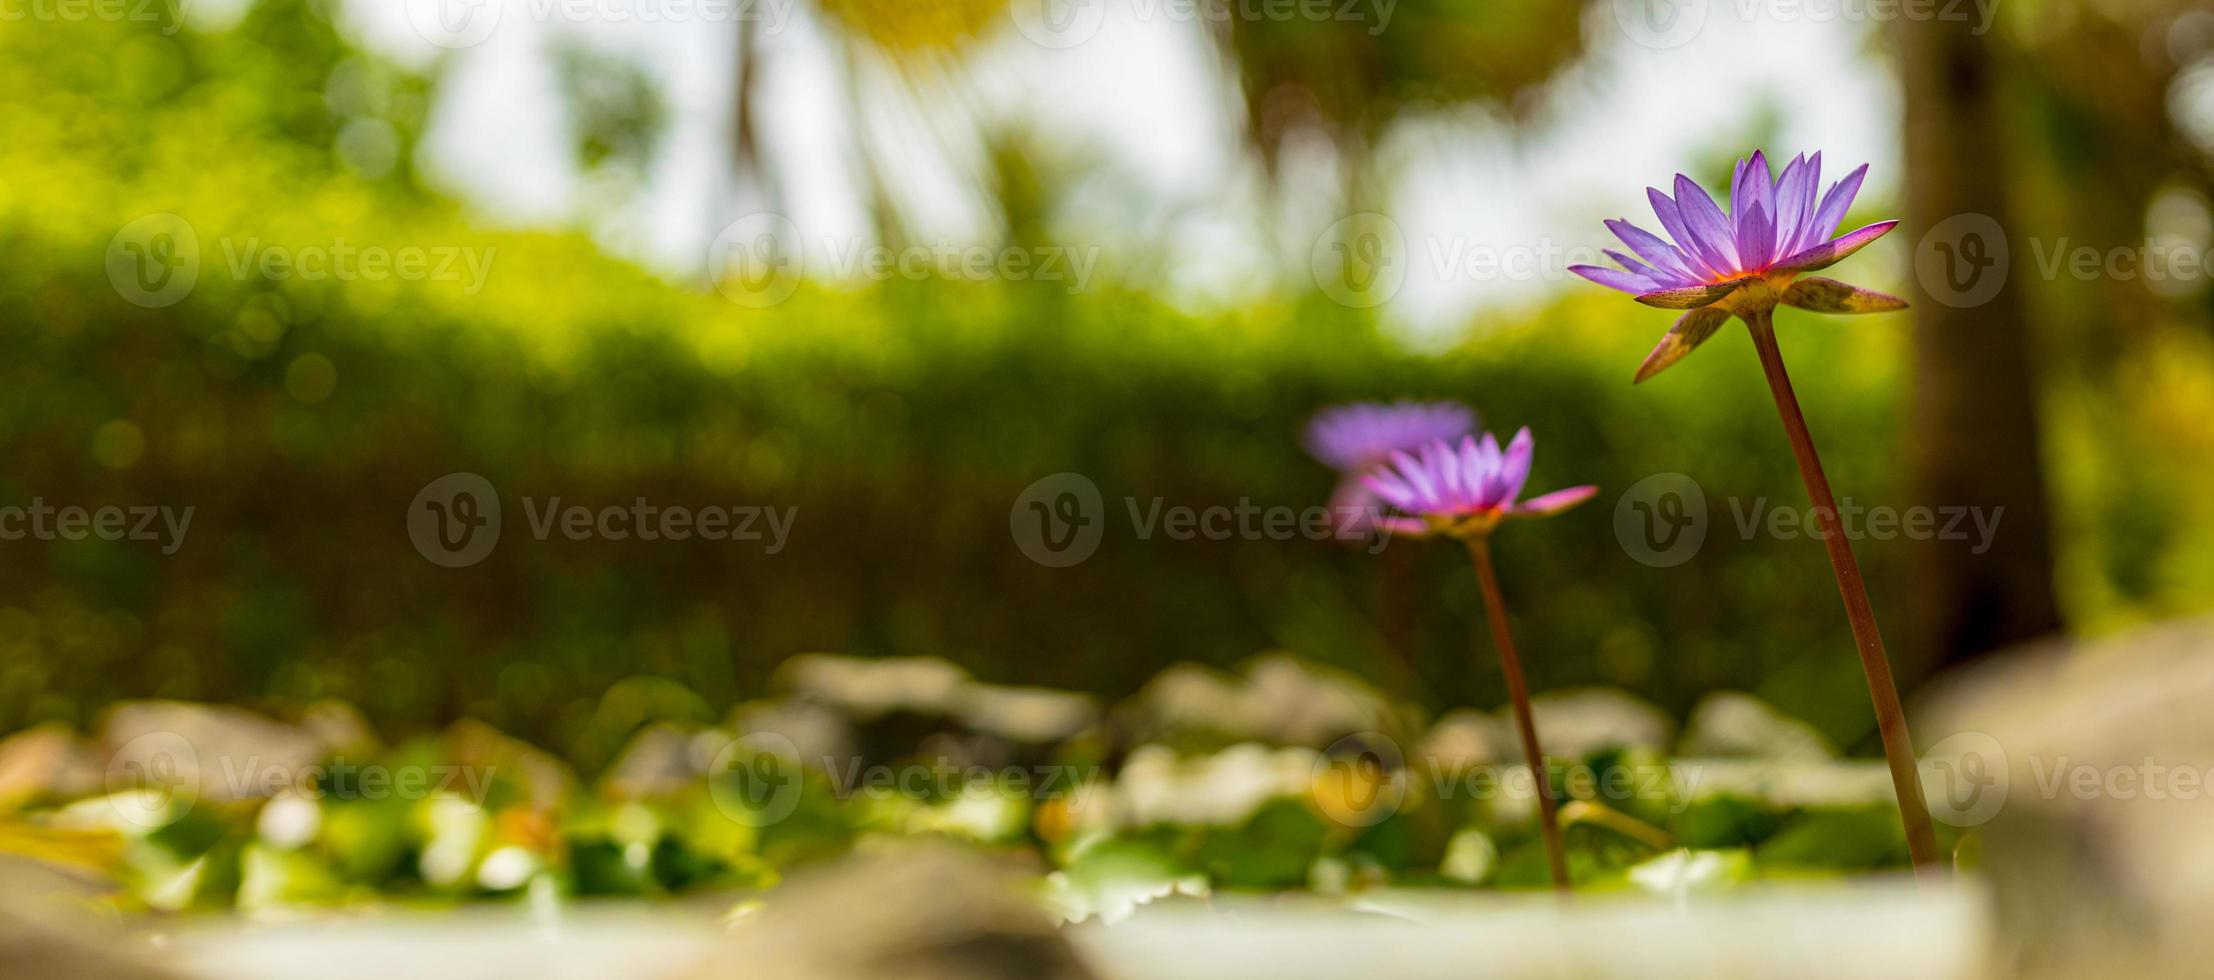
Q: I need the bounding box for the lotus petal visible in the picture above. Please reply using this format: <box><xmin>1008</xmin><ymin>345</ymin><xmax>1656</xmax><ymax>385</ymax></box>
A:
<box><xmin>1773</xmin><ymin>220</ymin><xmax>1896</xmax><ymax>274</ymax></box>
<box><xmin>1808</xmin><ymin>163</ymin><xmax>1868</xmax><ymax>244</ymax></box>
<box><xmin>1782</xmin><ymin>276</ymin><xmax>1908</xmax><ymax>314</ymax></box>
<box><xmin>1606</xmin><ymin>219</ymin><xmax>1699</xmax><ymax>283</ymax></box>
<box><xmin>1493</xmin><ymin>427</ymin><xmax>1534</xmax><ymax>508</ymax></box>
<box><xmin>1375</xmin><ymin>516</ymin><xmax>1433</xmax><ymax>538</ymax></box>
<box><xmin>1512</xmin><ymin>486</ymin><xmax>1600</xmax><ymax>518</ymax></box>
<box><xmin>1736</xmin><ymin>201</ymin><xmax>1774</xmax><ymax>271</ymax></box>
<box><xmin>1634</xmin><ymin>306</ymin><xmax>1731</xmax><ymax>384</ymax></box>
<box><xmin>1773</xmin><ymin>153</ymin><xmax>1818</xmax><ymax>256</ymax></box>
<box><xmin>1570</xmin><ymin>264</ymin><xmax>1659</xmax><ymax>295</ymax></box>
<box><xmin>1674</xmin><ymin>174</ymin><xmax>1741</xmax><ymax>274</ymax></box>
<box><xmin>1733</xmin><ymin>151</ymin><xmax>1774</xmax><ymax>233</ymax></box>
<box><xmin>1646</xmin><ymin>188</ymin><xmax>1721</xmax><ymax>279</ymax></box>
<box><xmin>1635</xmin><ymin>277</ymin><xmax>1754</xmax><ymax>309</ymax></box>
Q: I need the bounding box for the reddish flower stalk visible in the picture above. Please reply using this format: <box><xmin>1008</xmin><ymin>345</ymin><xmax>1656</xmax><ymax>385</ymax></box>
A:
<box><xmin>1573</xmin><ymin>151</ymin><xmax>1941</xmax><ymax>873</ymax></box>
<box><xmin>1364</xmin><ymin>429</ymin><xmax>1597</xmax><ymax>892</ymax></box>
<box><xmin>1464</xmin><ymin>535</ymin><xmax>1570</xmax><ymax>893</ymax></box>
<box><xmin>1744</xmin><ymin>307</ymin><xmax>1940</xmax><ymax>873</ymax></box>
<box><xmin>1305</xmin><ymin>401</ymin><xmax>1478</xmax><ymax>697</ymax></box>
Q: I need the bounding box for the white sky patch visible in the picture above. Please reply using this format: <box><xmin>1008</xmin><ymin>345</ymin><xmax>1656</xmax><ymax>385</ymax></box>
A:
<box><xmin>337</xmin><ymin>0</ymin><xmax>1895</xmax><ymax>340</ymax></box>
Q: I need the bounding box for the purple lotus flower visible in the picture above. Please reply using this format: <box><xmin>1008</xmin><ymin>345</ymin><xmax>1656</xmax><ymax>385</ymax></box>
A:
<box><xmin>1348</xmin><ymin>424</ymin><xmax>1590</xmax><ymax>890</ymax></box>
<box><xmin>1361</xmin><ymin>428</ymin><xmax>1597</xmax><ymax>538</ymax></box>
<box><xmin>1304</xmin><ymin>401</ymin><xmax>1476</xmax><ymax>473</ymax></box>
<box><xmin>1570</xmin><ymin>151</ymin><xmax>1907</xmax><ymax>382</ymax></box>
<box><xmin>1576</xmin><ymin>153</ymin><xmax>1942</xmax><ymax>869</ymax></box>
<box><xmin>1305</xmin><ymin>401</ymin><xmax>1476</xmax><ymax>540</ymax></box>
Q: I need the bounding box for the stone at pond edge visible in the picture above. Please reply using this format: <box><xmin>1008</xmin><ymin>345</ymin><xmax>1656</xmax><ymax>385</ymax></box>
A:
<box><xmin>677</xmin><ymin>843</ymin><xmax>1097</xmax><ymax>980</ymax></box>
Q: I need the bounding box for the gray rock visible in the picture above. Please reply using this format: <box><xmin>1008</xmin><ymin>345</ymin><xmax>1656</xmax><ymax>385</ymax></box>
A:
<box><xmin>98</xmin><ymin>701</ymin><xmax>329</xmax><ymax>804</ymax></box>
<box><xmin>681</xmin><ymin>844</ymin><xmax>1097</xmax><ymax>980</ymax></box>
<box><xmin>0</xmin><ymin>723</ymin><xmax>101</xmax><ymax>811</ymax></box>
<box><xmin>599</xmin><ymin>722</ymin><xmax>702</xmax><ymax>799</ymax></box>
<box><xmin>1417</xmin><ymin>709</ymin><xmax>1506</xmax><ymax>770</ymax></box>
<box><xmin>777</xmin><ymin>655</ymin><xmax>971</xmax><ymax>719</ymax></box>
<box><xmin>1919</xmin><ymin>616</ymin><xmax>2214</xmax><ymax>979</ymax></box>
<box><xmin>728</xmin><ymin>698</ymin><xmax>853</xmax><ymax>765</ymax></box>
<box><xmin>1523</xmin><ymin>688</ymin><xmax>1673</xmax><ymax>759</ymax></box>
<box><xmin>1678</xmin><ymin>691</ymin><xmax>1837</xmax><ymax>761</ymax></box>
<box><xmin>953</xmin><ymin>684</ymin><xmax>1098</xmax><ymax>745</ymax></box>
<box><xmin>0</xmin><ymin>857</ymin><xmax>183</xmax><ymax>980</ymax></box>
<box><xmin>442</xmin><ymin>719</ymin><xmax>575</xmax><ymax>811</ymax></box>
<box><xmin>1119</xmin><ymin>654</ymin><xmax>1401</xmax><ymax>747</ymax></box>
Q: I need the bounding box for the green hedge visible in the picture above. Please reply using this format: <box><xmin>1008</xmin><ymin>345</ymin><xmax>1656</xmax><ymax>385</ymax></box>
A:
<box><xmin>0</xmin><ymin>5</ymin><xmax>1916</xmax><ymax>759</ymax></box>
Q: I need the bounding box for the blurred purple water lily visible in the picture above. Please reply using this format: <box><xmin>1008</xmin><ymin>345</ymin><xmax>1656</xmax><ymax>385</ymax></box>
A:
<box><xmin>1304</xmin><ymin>401</ymin><xmax>1476</xmax><ymax>473</ymax></box>
<box><xmin>1305</xmin><ymin>401</ymin><xmax>1476</xmax><ymax>540</ymax></box>
<box><xmin>1570</xmin><ymin>151</ymin><xmax>1907</xmax><ymax>383</ymax></box>
<box><xmin>1361</xmin><ymin>428</ymin><xmax>1597</xmax><ymax>539</ymax></box>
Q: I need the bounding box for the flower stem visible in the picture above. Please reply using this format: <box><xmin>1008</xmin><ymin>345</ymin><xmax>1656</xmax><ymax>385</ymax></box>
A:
<box><xmin>1378</xmin><ymin>543</ymin><xmax>1421</xmax><ymax>702</ymax></box>
<box><xmin>1743</xmin><ymin>308</ymin><xmax>1942</xmax><ymax>874</ymax></box>
<box><xmin>1464</xmin><ymin>535</ymin><xmax>1570</xmax><ymax>893</ymax></box>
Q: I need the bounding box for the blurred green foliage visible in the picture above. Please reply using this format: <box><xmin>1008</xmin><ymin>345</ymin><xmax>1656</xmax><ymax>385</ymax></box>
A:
<box><xmin>1</xmin><ymin>0</ymin><xmax>2209</xmax><ymax>769</ymax></box>
<box><xmin>8</xmin><ymin>681</ymin><xmax>1930</xmax><ymax>913</ymax></box>
<box><xmin>0</xmin><ymin>2</ymin><xmax>1951</xmax><ymax>756</ymax></box>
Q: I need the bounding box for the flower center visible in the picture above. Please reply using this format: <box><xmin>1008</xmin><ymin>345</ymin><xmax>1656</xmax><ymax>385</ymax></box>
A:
<box><xmin>1717</xmin><ymin>274</ymin><xmax>1791</xmax><ymax>316</ymax></box>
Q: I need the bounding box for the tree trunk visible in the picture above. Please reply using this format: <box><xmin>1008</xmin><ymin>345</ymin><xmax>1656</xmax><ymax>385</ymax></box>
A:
<box><xmin>731</xmin><ymin>17</ymin><xmax>771</xmax><ymax>208</ymax></box>
<box><xmin>1897</xmin><ymin>18</ymin><xmax>2064</xmax><ymax>678</ymax></box>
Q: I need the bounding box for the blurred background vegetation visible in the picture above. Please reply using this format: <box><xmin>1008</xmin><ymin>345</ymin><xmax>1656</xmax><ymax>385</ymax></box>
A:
<box><xmin>3</xmin><ymin>0</ymin><xmax>2213</xmax><ymax>771</ymax></box>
